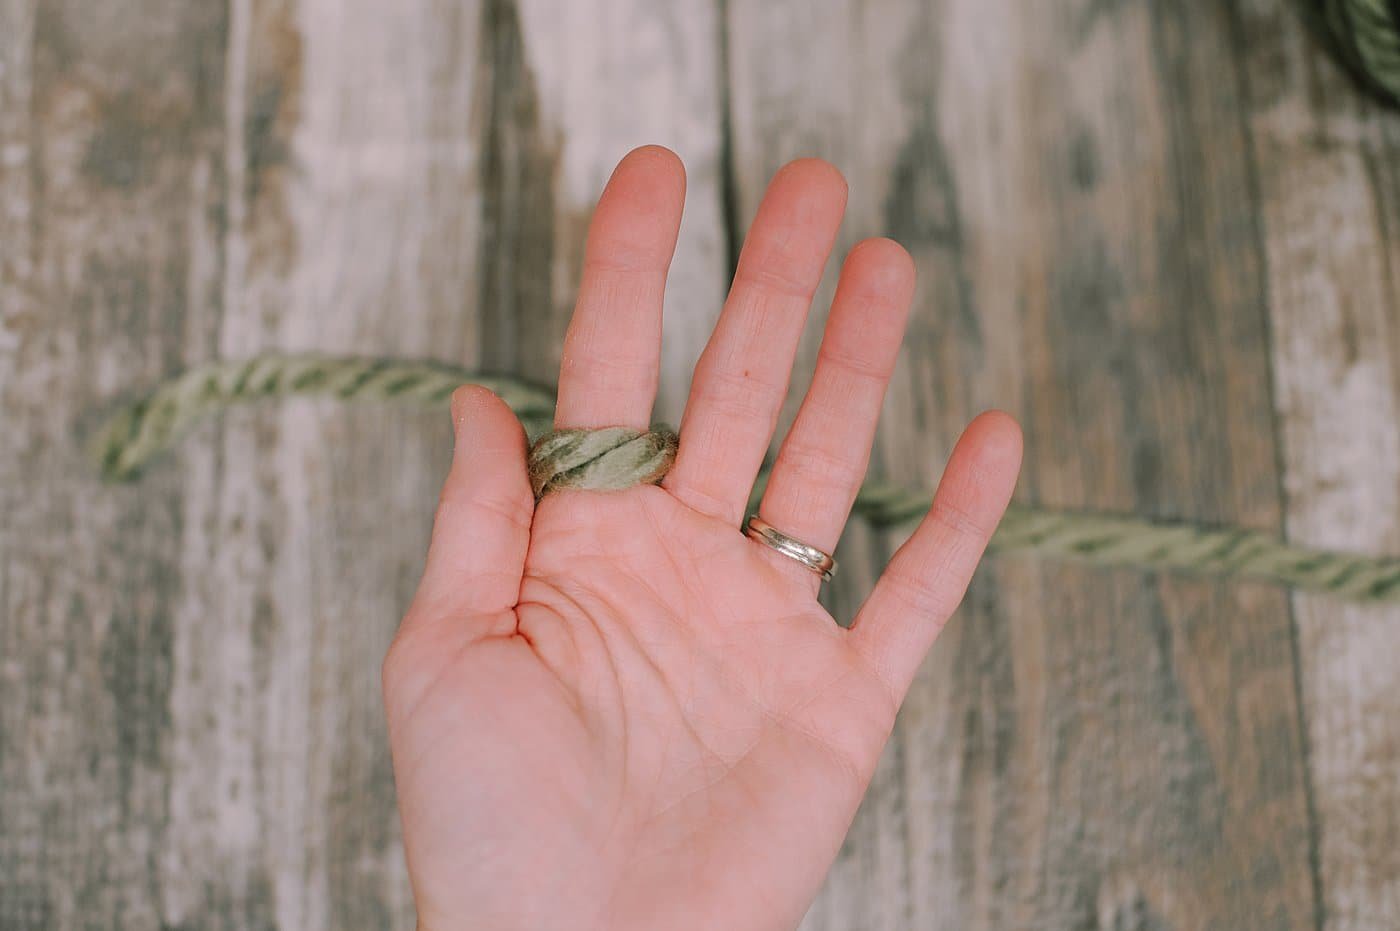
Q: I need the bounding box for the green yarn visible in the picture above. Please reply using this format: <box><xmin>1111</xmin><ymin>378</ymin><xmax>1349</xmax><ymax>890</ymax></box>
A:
<box><xmin>91</xmin><ymin>354</ymin><xmax>556</xmax><ymax>482</ymax></box>
<box><xmin>93</xmin><ymin>354</ymin><xmax>1400</xmax><ymax>604</ymax></box>
<box><xmin>528</xmin><ymin>426</ymin><xmax>678</xmax><ymax>498</ymax></box>
<box><xmin>1304</xmin><ymin>0</ymin><xmax>1400</xmax><ymax>104</ymax></box>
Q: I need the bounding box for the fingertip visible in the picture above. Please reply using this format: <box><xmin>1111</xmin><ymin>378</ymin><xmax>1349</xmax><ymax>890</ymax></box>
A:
<box><xmin>621</xmin><ymin>143</ymin><xmax>685</xmax><ymax>177</ymax></box>
<box><xmin>451</xmin><ymin>383</ymin><xmax>503</xmax><ymax>426</ymax></box>
<box><xmin>450</xmin><ymin>384</ymin><xmax>489</xmax><ymax>424</ymax></box>
<box><xmin>964</xmin><ymin>409</ymin><xmax>1024</xmax><ymax>472</ymax></box>
<box><xmin>450</xmin><ymin>384</ymin><xmax>527</xmax><ymax>451</ymax></box>
<box><xmin>584</xmin><ymin>147</ymin><xmax>687</xmax><ymax>273</ymax></box>
<box><xmin>769</xmin><ymin>157</ymin><xmax>849</xmax><ymax>219</ymax></box>
<box><xmin>941</xmin><ymin>410</ymin><xmax>1023</xmax><ymax>523</ymax></box>
<box><xmin>609</xmin><ymin>145</ymin><xmax>687</xmax><ymax>208</ymax></box>
<box><xmin>781</xmin><ymin>157</ymin><xmax>847</xmax><ymax>195</ymax></box>
<box><xmin>843</xmin><ymin>237</ymin><xmax>917</xmax><ymax>295</ymax></box>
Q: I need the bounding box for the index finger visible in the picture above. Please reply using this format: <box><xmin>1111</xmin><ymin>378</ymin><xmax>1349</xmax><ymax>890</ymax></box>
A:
<box><xmin>554</xmin><ymin>146</ymin><xmax>687</xmax><ymax>430</ymax></box>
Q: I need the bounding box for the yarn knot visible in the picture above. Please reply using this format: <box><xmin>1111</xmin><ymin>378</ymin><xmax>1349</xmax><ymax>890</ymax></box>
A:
<box><xmin>527</xmin><ymin>426</ymin><xmax>679</xmax><ymax>499</ymax></box>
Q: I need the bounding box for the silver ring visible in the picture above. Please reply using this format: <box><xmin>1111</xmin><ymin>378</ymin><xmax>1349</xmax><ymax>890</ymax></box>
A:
<box><xmin>744</xmin><ymin>515</ymin><xmax>837</xmax><ymax>582</ymax></box>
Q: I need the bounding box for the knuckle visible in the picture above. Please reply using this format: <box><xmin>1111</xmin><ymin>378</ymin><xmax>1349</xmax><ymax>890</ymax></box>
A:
<box><xmin>693</xmin><ymin>366</ymin><xmax>784</xmax><ymax>421</ymax></box>
<box><xmin>558</xmin><ymin>350</ymin><xmax>658</xmax><ymax>397</ymax></box>
<box><xmin>435</xmin><ymin>480</ymin><xmax>533</xmax><ymax>534</ymax></box>
<box><xmin>779</xmin><ymin>439</ymin><xmax>866</xmax><ymax>491</ymax></box>
<box><xmin>818</xmin><ymin>343</ymin><xmax>896</xmax><ymax>384</ymax></box>
<box><xmin>733</xmin><ymin>258</ymin><xmax>817</xmax><ymax>300</ymax></box>
<box><xmin>583</xmin><ymin>249</ymin><xmax>661</xmax><ymax>276</ymax></box>
<box><xmin>927</xmin><ymin>496</ymin><xmax>994</xmax><ymax>541</ymax></box>
<box><xmin>884</xmin><ymin>570</ymin><xmax>961</xmax><ymax>624</ymax></box>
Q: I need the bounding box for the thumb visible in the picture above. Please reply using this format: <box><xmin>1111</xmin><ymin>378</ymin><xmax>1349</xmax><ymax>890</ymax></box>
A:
<box><xmin>406</xmin><ymin>385</ymin><xmax>534</xmax><ymax>631</ymax></box>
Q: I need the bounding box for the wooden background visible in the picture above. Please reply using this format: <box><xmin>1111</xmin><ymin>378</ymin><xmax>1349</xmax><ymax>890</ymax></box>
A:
<box><xmin>2</xmin><ymin>0</ymin><xmax>1399</xmax><ymax>928</ymax></box>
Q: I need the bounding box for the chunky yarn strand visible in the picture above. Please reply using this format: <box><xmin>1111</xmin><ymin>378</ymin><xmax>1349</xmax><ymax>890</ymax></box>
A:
<box><xmin>1308</xmin><ymin>0</ymin><xmax>1400</xmax><ymax>103</ymax></box>
<box><xmin>528</xmin><ymin>427</ymin><xmax>679</xmax><ymax>498</ymax></box>
<box><xmin>94</xmin><ymin>354</ymin><xmax>1400</xmax><ymax>605</ymax></box>
<box><xmin>91</xmin><ymin>353</ymin><xmax>557</xmax><ymax>482</ymax></box>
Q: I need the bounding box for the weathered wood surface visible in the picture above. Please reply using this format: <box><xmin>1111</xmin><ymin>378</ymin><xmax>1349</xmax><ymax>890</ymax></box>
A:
<box><xmin>0</xmin><ymin>1</ymin><xmax>1396</xmax><ymax>929</ymax></box>
<box><xmin>728</xmin><ymin>1</ymin><xmax>1316</xmax><ymax>928</ymax></box>
<box><xmin>1240</xmin><ymin>2</ymin><xmax>1400</xmax><ymax>927</ymax></box>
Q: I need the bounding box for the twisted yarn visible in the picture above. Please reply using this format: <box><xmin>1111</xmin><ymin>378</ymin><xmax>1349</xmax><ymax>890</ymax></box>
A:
<box><xmin>1308</xmin><ymin>0</ymin><xmax>1400</xmax><ymax>103</ymax></box>
<box><xmin>528</xmin><ymin>427</ymin><xmax>678</xmax><ymax>498</ymax></box>
<box><xmin>91</xmin><ymin>354</ymin><xmax>556</xmax><ymax>482</ymax></box>
<box><xmin>93</xmin><ymin>354</ymin><xmax>1400</xmax><ymax>604</ymax></box>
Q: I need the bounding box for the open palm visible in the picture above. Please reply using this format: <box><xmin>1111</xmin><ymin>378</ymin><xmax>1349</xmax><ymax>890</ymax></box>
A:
<box><xmin>382</xmin><ymin>147</ymin><xmax>1022</xmax><ymax>931</ymax></box>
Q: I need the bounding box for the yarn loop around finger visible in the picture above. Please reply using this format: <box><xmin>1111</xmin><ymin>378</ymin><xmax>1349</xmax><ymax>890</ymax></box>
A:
<box><xmin>528</xmin><ymin>426</ymin><xmax>679</xmax><ymax>499</ymax></box>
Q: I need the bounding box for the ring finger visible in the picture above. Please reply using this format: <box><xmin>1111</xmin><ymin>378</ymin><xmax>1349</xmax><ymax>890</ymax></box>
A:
<box><xmin>755</xmin><ymin>238</ymin><xmax>916</xmax><ymax>588</ymax></box>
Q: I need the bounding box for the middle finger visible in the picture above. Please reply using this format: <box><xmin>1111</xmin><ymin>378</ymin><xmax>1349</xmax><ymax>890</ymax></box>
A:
<box><xmin>664</xmin><ymin>159</ymin><xmax>847</xmax><ymax>525</ymax></box>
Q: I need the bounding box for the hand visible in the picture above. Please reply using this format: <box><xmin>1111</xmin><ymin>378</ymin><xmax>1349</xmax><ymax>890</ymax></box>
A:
<box><xmin>382</xmin><ymin>146</ymin><xmax>1023</xmax><ymax>931</ymax></box>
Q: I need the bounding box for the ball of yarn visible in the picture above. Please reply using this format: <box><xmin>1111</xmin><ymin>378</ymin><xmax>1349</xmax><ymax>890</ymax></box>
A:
<box><xmin>1301</xmin><ymin>0</ymin><xmax>1400</xmax><ymax>105</ymax></box>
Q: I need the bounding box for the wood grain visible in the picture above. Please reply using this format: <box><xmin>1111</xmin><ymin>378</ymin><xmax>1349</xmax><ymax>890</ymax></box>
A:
<box><xmin>1238</xmin><ymin>1</ymin><xmax>1400</xmax><ymax>927</ymax></box>
<box><xmin>725</xmin><ymin>0</ymin><xmax>1321</xmax><ymax>928</ymax></box>
<box><xmin>0</xmin><ymin>1</ymin><xmax>234</xmax><ymax>927</ymax></box>
<box><xmin>156</xmin><ymin>1</ymin><xmax>484</xmax><ymax>926</ymax></box>
<box><xmin>509</xmin><ymin>0</ymin><xmax>728</xmax><ymax>419</ymax></box>
<box><xmin>2</xmin><ymin>0</ymin><xmax>1397</xmax><ymax>928</ymax></box>
<box><xmin>0</xmin><ymin>0</ymin><xmax>724</xmax><ymax>928</ymax></box>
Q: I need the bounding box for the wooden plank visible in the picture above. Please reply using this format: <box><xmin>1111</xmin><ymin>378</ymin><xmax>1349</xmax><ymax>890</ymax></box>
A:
<box><xmin>153</xmin><ymin>1</ymin><xmax>488</xmax><ymax>927</ymax></box>
<box><xmin>1236</xmin><ymin>1</ymin><xmax>1400</xmax><ymax>927</ymax></box>
<box><xmin>724</xmin><ymin>0</ymin><xmax>1318</xmax><ymax>928</ymax></box>
<box><xmin>2</xmin><ymin>0</ymin><xmax>727</xmax><ymax>928</ymax></box>
<box><xmin>0</xmin><ymin>1</ymin><xmax>230</xmax><ymax>928</ymax></box>
<box><xmin>0</xmin><ymin>5</ymin><xmax>44</xmax><ymax>924</ymax></box>
<box><xmin>16</xmin><ymin>0</ymin><xmax>1395</xmax><ymax>928</ymax></box>
<box><xmin>508</xmin><ymin>0</ymin><xmax>729</xmax><ymax>420</ymax></box>
<box><xmin>158</xmin><ymin>1</ymin><xmax>528</xmax><ymax>924</ymax></box>
<box><xmin>137</xmin><ymin>0</ymin><xmax>724</xmax><ymax>927</ymax></box>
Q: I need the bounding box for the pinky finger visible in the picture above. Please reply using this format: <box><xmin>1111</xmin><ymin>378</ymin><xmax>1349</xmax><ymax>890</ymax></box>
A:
<box><xmin>849</xmin><ymin>411</ymin><xmax>1022</xmax><ymax>702</ymax></box>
